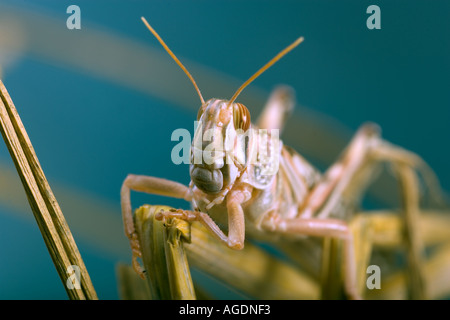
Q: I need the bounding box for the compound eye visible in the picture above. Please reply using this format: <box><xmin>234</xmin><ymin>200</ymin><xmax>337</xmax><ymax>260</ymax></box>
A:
<box><xmin>233</xmin><ymin>103</ymin><xmax>251</xmax><ymax>131</ymax></box>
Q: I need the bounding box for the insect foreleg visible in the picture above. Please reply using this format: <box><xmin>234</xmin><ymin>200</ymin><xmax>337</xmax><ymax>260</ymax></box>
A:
<box><xmin>121</xmin><ymin>174</ymin><xmax>192</xmax><ymax>277</ymax></box>
<box><xmin>158</xmin><ymin>186</ymin><xmax>251</xmax><ymax>250</ymax></box>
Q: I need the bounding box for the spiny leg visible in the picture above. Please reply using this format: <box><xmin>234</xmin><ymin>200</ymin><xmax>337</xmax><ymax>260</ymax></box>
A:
<box><xmin>298</xmin><ymin>123</ymin><xmax>381</xmax><ymax>219</ymax></box>
<box><xmin>297</xmin><ymin>122</ymin><xmax>441</xmax><ymax>232</ymax></box>
<box><xmin>280</xmin><ymin>123</ymin><xmax>441</xmax><ymax>298</ymax></box>
<box><xmin>301</xmin><ymin>122</ymin><xmax>441</xmax><ymax>220</ymax></box>
<box><xmin>121</xmin><ymin>174</ymin><xmax>191</xmax><ymax>277</ymax></box>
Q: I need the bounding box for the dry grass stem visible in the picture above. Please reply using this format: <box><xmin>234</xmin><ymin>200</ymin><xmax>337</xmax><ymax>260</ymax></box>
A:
<box><xmin>0</xmin><ymin>80</ymin><xmax>97</xmax><ymax>300</ymax></box>
<box><xmin>126</xmin><ymin>205</ymin><xmax>450</xmax><ymax>300</ymax></box>
<box><xmin>134</xmin><ymin>205</ymin><xmax>196</xmax><ymax>300</ymax></box>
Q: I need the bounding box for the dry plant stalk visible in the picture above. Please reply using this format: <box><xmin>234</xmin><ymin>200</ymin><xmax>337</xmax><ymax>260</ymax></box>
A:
<box><xmin>0</xmin><ymin>80</ymin><xmax>97</xmax><ymax>300</ymax></box>
<box><xmin>186</xmin><ymin>217</ymin><xmax>320</xmax><ymax>299</ymax></box>
<box><xmin>129</xmin><ymin>204</ymin><xmax>320</xmax><ymax>300</ymax></box>
<box><xmin>124</xmin><ymin>204</ymin><xmax>450</xmax><ymax>300</ymax></box>
<box><xmin>134</xmin><ymin>205</ymin><xmax>196</xmax><ymax>300</ymax></box>
<box><xmin>116</xmin><ymin>263</ymin><xmax>151</xmax><ymax>300</ymax></box>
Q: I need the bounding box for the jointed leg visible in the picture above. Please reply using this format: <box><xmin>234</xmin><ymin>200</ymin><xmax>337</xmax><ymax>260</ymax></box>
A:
<box><xmin>121</xmin><ymin>174</ymin><xmax>191</xmax><ymax>277</ymax></box>
<box><xmin>299</xmin><ymin>123</ymin><xmax>381</xmax><ymax>219</ymax></box>
<box><xmin>156</xmin><ymin>187</ymin><xmax>250</xmax><ymax>250</ymax></box>
<box><xmin>270</xmin><ymin>123</ymin><xmax>442</xmax><ymax>298</ymax></box>
<box><xmin>262</xmin><ymin>216</ymin><xmax>360</xmax><ymax>299</ymax></box>
<box><xmin>395</xmin><ymin>164</ymin><xmax>426</xmax><ymax>299</ymax></box>
<box><xmin>256</xmin><ymin>86</ymin><xmax>295</xmax><ymax>132</ymax></box>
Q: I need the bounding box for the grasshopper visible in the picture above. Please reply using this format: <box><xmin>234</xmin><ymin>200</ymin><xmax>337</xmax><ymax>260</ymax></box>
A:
<box><xmin>121</xmin><ymin>17</ymin><xmax>444</xmax><ymax>300</ymax></box>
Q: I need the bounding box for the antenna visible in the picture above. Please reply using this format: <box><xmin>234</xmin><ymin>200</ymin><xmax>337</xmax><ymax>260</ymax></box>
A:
<box><xmin>141</xmin><ymin>17</ymin><xmax>205</xmax><ymax>105</ymax></box>
<box><xmin>228</xmin><ymin>36</ymin><xmax>304</xmax><ymax>105</ymax></box>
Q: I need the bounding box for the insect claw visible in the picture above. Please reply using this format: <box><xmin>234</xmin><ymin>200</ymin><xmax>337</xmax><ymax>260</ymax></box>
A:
<box><xmin>132</xmin><ymin>255</ymin><xmax>146</xmax><ymax>279</ymax></box>
<box><xmin>155</xmin><ymin>209</ymin><xmax>167</xmax><ymax>222</ymax></box>
<box><xmin>205</xmin><ymin>196</ymin><xmax>225</xmax><ymax>210</ymax></box>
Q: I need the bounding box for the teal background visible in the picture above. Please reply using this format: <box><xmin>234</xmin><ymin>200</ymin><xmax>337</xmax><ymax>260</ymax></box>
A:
<box><xmin>0</xmin><ymin>1</ymin><xmax>448</xmax><ymax>299</ymax></box>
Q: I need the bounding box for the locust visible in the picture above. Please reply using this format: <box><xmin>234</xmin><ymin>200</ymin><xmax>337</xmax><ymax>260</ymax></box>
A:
<box><xmin>121</xmin><ymin>17</ymin><xmax>444</xmax><ymax>300</ymax></box>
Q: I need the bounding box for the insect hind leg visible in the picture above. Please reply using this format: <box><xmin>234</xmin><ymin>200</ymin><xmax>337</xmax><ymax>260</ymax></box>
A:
<box><xmin>256</xmin><ymin>85</ymin><xmax>295</xmax><ymax>132</ymax></box>
<box><xmin>261</xmin><ymin>215</ymin><xmax>361</xmax><ymax>299</ymax></box>
<box><xmin>369</xmin><ymin>141</ymin><xmax>444</xmax><ymax>299</ymax></box>
<box><xmin>276</xmin><ymin>122</ymin><xmax>443</xmax><ymax>298</ymax></box>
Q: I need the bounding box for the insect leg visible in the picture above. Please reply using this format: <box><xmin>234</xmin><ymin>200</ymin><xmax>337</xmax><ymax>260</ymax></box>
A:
<box><xmin>121</xmin><ymin>174</ymin><xmax>191</xmax><ymax>277</ymax></box>
<box><xmin>350</xmin><ymin>137</ymin><xmax>441</xmax><ymax>299</ymax></box>
<box><xmin>378</xmin><ymin>155</ymin><xmax>425</xmax><ymax>298</ymax></box>
<box><xmin>262</xmin><ymin>216</ymin><xmax>360</xmax><ymax>299</ymax></box>
<box><xmin>299</xmin><ymin>122</ymin><xmax>442</xmax><ymax>220</ymax></box>
<box><xmin>256</xmin><ymin>86</ymin><xmax>295</xmax><ymax>132</ymax></box>
<box><xmin>291</xmin><ymin>122</ymin><xmax>441</xmax><ymax>298</ymax></box>
<box><xmin>299</xmin><ymin>122</ymin><xmax>381</xmax><ymax>219</ymax></box>
<box><xmin>157</xmin><ymin>187</ymin><xmax>250</xmax><ymax>250</ymax></box>
<box><xmin>350</xmin><ymin>209</ymin><xmax>450</xmax><ymax>299</ymax></box>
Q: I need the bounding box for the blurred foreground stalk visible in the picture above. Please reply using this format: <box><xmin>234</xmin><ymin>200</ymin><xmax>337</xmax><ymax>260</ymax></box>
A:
<box><xmin>135</xmin><ymin>205</ymin><xmax>196</xmax><ymax>300</ymax></box>
<box><xmin>118</xmin><ymin>205</ymin><xmax>450</xmax><ymax>300</ymax></box>
<box><xmin>119</xmin><ymin>204</ymin><xmax>319</xmax><ymax>300</ymax></box>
